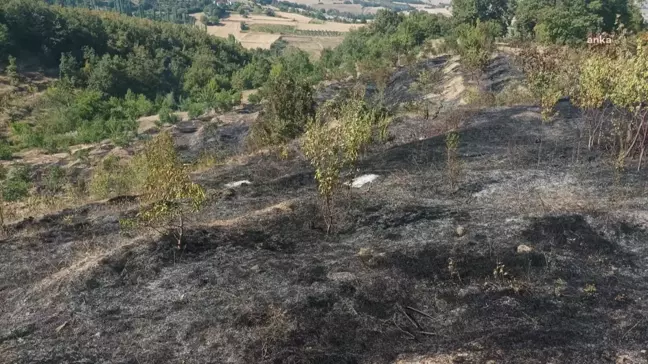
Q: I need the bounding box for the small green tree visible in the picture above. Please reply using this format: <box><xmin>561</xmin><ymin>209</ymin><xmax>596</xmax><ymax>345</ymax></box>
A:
<box><xmin>302</xmin><ymin>89</ymin><xmax>389</xmax><ymax>233</ymax></box>
<box><xmin>251</xmin><ymin>65</ymin><xmax>315</xmax><ymax>146</ymax></box>
<box><xmin>6</xmin><ymin>55</ymin><xmax>19</xmax><ymax>86</ymax></box>
<box><xmin>444</xmin><ymin>111</ymin><xmax>467</xmax><ymax>191</ymax></box>
<box><xmin>127</xmin><ymin>132</ymin><xmax>206</xmax><ymax>257</ymax></box>
<box><xmin>450</xmin><ymin>21</ymin><xmax>497</xmax><ymax>82</ymax></box>
<box><xmin>302</xmin><ymin>118</ymin><xmax>345</xmax><ymax>234</ymax></box>
<box><xmin>411</xmin><ymin>68</ymin><xmax>442</xmax><ymax>119</ymax></box>
<box><xmin>517</xmin><ymin>45</ymin><xmax>574</xmax><ymax>121</ymax></box>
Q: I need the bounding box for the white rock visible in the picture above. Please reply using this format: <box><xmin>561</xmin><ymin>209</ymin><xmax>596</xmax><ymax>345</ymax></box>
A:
<box><xmin>224</xmin><ymin>180</ymin><xmax>251</xmax><ymax>188</ymax></box>
<box><xmin>517</xmin><ymin>244</ymin><xmax>534</xmax><ymax>254</ymax></box>
<box><xmin>346</xmin><ymin>174</ymin><xmax>380</xmax><ymax>188</ymax></box>
<box><xmin>456</xmin><ymin>226</ymin><xmax>466</xmax><ymax>237</ymax></box>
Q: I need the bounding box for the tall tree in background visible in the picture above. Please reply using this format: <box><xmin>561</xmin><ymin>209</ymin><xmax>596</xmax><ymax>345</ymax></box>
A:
<box><xmin>512</xmin><ymin>0</ymin><xmax>645</xmax><ymax>44</ymax></box>
<box><xmin>0</xmin><ymin>24</ymin><xmax>9</xmax><ymax>61</ymax></box>
<box><xmin>452</xmin><ymin>0</ymin><xmax>513</xmax><ymax>33</ymax></box>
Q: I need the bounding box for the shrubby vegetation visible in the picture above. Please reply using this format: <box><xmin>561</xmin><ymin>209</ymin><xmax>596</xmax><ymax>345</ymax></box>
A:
<box><xmin>319</xmin><ymin>10</ymin><xmax>452</xmax><ymax>76</ymax></box>
<box><xmin>44</xmin><ymin>0</ymin><xmax>218</xmax><ymax>25</ymax></box>
<box><xmin>114</xmin><ymin>131</ymin><xmax>205</xmax><ymax>255</ymax></box>
<box><xmin>517</xmin><ymin>32</ymin><xmax>648</xmax><ymax>171</ymax></box>
<box><xmin>446</xmin><ymin>20</ymin><xmax>499</xmax><ymax>79</ymax></box>
<box><xmin>131</xmin><ymin>131</ymin><xmax>206</xmax><ymax>254</ymax></box>
<box><xmin>11</xmin><ymin>81</ymin><xmax>151</xmax><ymax>151</ymax></box>
<box><xmin>249</xmin><ymin>64</ymin><xmax>316</xmax><ymax>147</ymax></box>
<box><xmin>302</xmin><ymin>87</ymin><xmax>389</xmax><ymax>233</ymax></box>
<box><xmin>453</xmin><ymin>0</ymin><xmax>644</xmax><ymax>45</ymax></box>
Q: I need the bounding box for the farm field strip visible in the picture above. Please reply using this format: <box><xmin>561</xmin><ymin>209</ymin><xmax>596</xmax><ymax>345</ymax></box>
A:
<box><xmin>193</xmin><ymin>11</ymin><xmax>363</xmax><ymax>50</ymax></box>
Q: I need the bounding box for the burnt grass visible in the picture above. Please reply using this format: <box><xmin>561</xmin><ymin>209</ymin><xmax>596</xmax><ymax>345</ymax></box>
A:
<box><xmin>2</xmin><ymin>64</ymin><xmax>648</xmax><ymax>363</ymax></box>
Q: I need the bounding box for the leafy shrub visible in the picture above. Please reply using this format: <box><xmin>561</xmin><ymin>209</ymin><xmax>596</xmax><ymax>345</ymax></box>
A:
<box><xmin>516</xmin><ymin>45</ymin><xmax>577</xmax><ymax>121</ymax></box>
<box><xmin>186</xmin><ymin>101</ymin><xmax>208</xmax><ymax>118</ymax></box>
<box><xmin>0</xmin><ymin>140</ymin><xmax>13</xmax><ymax>160</ymax></box>
<box><xmin>11</xmin><ymin>82</ymin><xmax>150</xmax><ymax>152</ymax></box>
<box><xmin>2</xmin><ymin>164</ymin><xmax>31</xmax><ymax>202</ymax></box>
<box><xmin>41</xmin><ymin>165</ymin><xmax>66</xmax><ymax>196</ymax></box>
<box><xmin>89</xmin><ymin>155</ymin><xmax>143</xmax><ymax>199</ymax></box>
<box><xmin>158</xmin><ymin>107</ymin><xmax>179</xmax><ymax>124</ymax></box>
<box><xmin>250</xmin><ymin>65</ymin><xmax>315</xmax><ymax>146</ymax></box>
<box><xmin>301</xmin><ymin>89</ymin><xmax>389</xmax><ymax>233</ymax></box>
<box><xmin>129</xmin><ymin>131</ymin><xmax>206</xmax><ymax>253</ymax></box>
<box><xmin>247</xmin><ymin>92</ymin><xmax>261</xmax><ymax>104</ymax></box>
<box><xmin>6</xmin><ymin>55</ymin><xmax>19</xmax><ymax>86</ymax></box>
<box><xmin>448</xmin><ymin>21</ymin><xmax>497</xmax><ymax>78</ymax></box>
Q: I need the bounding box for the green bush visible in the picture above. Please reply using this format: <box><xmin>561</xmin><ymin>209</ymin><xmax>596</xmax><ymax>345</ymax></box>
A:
<box><xmin>159</xmin><ymin>107</ymin><xmax>179</xmax><ymax>124</ymax></box>
<box><xmin>186</xmin><ymin>101</ymin><xmax>208</xmax><ymax>118</ymax></box>
<box><xmin>42</xmin><ymin>165</ymin><xmax>66</xmax><ymax>196</ymax></box>
<box><xmin>247</xmin><ymin>92</ymin><xmax>261</xmax><ymax>104</ymax></box>
<box><xmin>11</xmin><ymin>82</ymin><xmax>149</xmax><ymax>152</ymax></box>
<box><xmin>250</xmin><ymin>65</ymin><xmax>315</xmax><ymax>146</ymax></box>
<box><xmin>0</xmin><ymin>140</ymin><xmax>13</xmax><ymax>160</ymax></box>
<box><xmin>448</xmin><ymin>21</ymin><xmax>497</xmax><ymax>77</ymax></box>
<box><xmin>2</xmin><ymin>164</ymin><xmax>31</xmax><ymax>202</ymax></box>
<box><xmin>89</xmin><ymin>155</ymin><xmax>143</xmax><ymax>199</ymax></box>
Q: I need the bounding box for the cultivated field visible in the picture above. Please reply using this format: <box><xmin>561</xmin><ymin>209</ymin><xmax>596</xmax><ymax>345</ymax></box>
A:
<box><xmin>281</xmin><ymin>35</ymin><xmax>346</xmax><ymax>59</ymax></box>
<box><xmin>398</xmin><ymin>3</ymin><xmax>452</xmax><ymax>16</ymax></box>
<box><xmin>275</xmin><ymin>0</ymin><xmax>382</xmax><ymax>15</ymax></box>
<box><xmin>226</xmin><ymin>13</ymin><xmax>363</xmax><ymax>32</ymax></box>
<box><xmin>193</xmin><ymin>11</ymin><xmax>363</xmax><ymax>52</ymax></box>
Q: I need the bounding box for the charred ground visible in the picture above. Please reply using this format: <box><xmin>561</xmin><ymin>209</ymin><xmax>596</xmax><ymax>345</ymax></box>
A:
<box><xmin>1</xmin><ymin>55</ymin><xmax>648</xmax><ymax>364</ymax></box>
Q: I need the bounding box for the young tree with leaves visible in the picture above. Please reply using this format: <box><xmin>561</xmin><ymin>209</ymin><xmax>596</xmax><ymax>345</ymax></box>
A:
<box><xmin>6</xmin><ymin>55</ymin><xmax>19</xmax><ymax>86</ymax></box>
<box><xmin>253</xmin><ymin>64</ymin><xmax>315</xmax><ymax>146</ymax></box>
<box><xmin>128</xmin><ymin>131</ymin><xmax>206</xmax><ymax>258</ymax></box>
<box><xmin>302</xmin><ymin>88</ymin><xmax>389</xmax><ymax>233</ymax></box>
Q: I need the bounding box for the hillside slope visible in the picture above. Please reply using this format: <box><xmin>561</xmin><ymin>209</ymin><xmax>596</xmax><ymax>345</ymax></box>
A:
<box><xmin>1</xmin><ymin>55</ymin><xmax>648</xmax><ymax>364</ymax></box>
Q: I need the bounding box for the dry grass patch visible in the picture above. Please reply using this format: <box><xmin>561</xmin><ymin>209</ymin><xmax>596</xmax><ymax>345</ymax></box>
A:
<box><xmin>282</xmin><ymin>35</ymin><xmax>345</xmax><ymax>59</ymax></box>
<box><xmin>206</xmin><ymin>199</ymin><xmax>298</xmax><ymax>227</ymax></box>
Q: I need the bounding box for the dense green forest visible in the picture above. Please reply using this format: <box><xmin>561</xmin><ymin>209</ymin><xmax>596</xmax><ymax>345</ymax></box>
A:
<box><xmin>0</xmin><ymin>0</ymin><xmax>280</xmax><ymax>151</ymax></box>
<box><xmin>42</xmin><ymin>0</ymin><xmax>215</xmax><ymax>24</ymax></box>
<box><xmin>0</xmin><ymin>0</ymin><xmax>646</xmax><ymax>154</ymax></box>
<box><xmin>319</xmin><ymin>10</ymin><xmax>452</xmax><ymax>74</ymax></box>
<box><xmin>452</xmin><ymin>0</ymin><xmax>645</xmax><ymax>44</ymax></box>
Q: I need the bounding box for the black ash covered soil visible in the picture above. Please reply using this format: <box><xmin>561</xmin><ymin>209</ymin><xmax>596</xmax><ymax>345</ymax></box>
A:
<box><xmin>1</xmin><ymin>60</ymin><xmax>648</xmax><ymax>364</ymax></box>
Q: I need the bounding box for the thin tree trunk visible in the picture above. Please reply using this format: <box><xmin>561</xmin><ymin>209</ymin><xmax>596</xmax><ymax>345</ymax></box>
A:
<box><xmin>623</xmin><ymin>116</ymin><xmax>646</xmax><ymax>159</ymax></box>
<box><xmin>325</xmin><ymin>195</ymin><xmax>332</xmax><ymax>235</ymax></box>
<box><xmin>177</xmin><ymin>213</ymin><xmax>184</xmax><ymax>250</ymax></box>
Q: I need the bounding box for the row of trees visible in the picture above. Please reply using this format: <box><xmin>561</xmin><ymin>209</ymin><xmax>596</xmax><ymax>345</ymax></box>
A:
<box><xmin>517</xmin><ymin>33</ymin><xmax>648</xmax><ymax>171</ymax></box>
<box><xmin>319</xmin><ymin>10</ymin><xmax>452</xmax><ymax>76</ymax></box>
<box><xmin>0</xmin><ymin>0</ymin><xmax>329</xmax><ymax>152</ymax></box>
<box><xmin>275</xmin><ymin>1</ymin><xmax>373</xmax><ymax>23</ymax></box>
<box><xmin>43</xmin><ymin>0</ymin><xmax>217</xmax><ymax>25</ymax></box>
<box><xmin>452</xmin><ymin>0</ymin><xmax>645</xmax><ymax>45</ymax></box>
